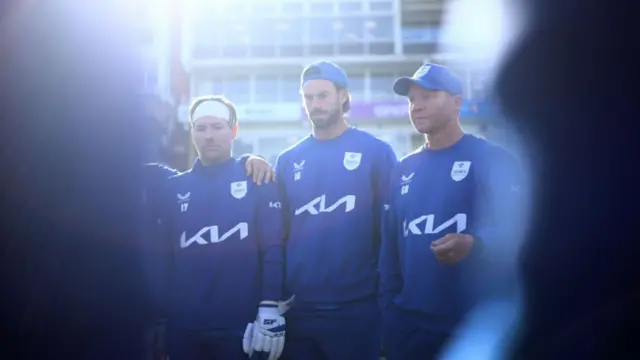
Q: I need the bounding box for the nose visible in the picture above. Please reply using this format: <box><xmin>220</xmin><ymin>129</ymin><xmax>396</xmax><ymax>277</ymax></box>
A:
<box><xmin>309</xmin><ymin>97</ymin><xmax>324</xmax><ymax>110</ymax></box>
<box><xmin>411</xmin><ymin>101</ymin><xmax>426</xmax><ymax>112</ymax></box>
<box><xmin>203</xmin><ymin>129</ymin><xmax>215</xmax><ymax>140</ymax></box>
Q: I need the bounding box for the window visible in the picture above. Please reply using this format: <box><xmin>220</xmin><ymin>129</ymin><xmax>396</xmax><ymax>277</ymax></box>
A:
<box><xmin>212</xmin><ymin>79</ymin><xmax>225</xmax><ymax>95</ymax></box>
<box><xmin>349</xmin><ymin>74</ymin><xmax>366</xmax><ymax>99</ymax></box>
<box><xmin>211</xmin><ymin>20</ymin><xmax>232</xmax><ymax>46</ymax></box>
<box><xmin>365</xmin><ymin>16</ymin><xmax>394</xmax><ymax>42</ymax></box>
<box><xmin>250</xmin><ymin>19</ymin><xmax>273</xmax><ymax>45</ymax></box>
<box><xmin>254</xmin><ymin>75</ymin><xmax>279</xmax><ymax>103</ymax></box>
<box><xmin>224</xmin><ymin>1</ymin><xmax>248</xmax><ymax>16</ymax></box>
<box><xmin>250</xmin><ymin>19</ymin><xmax>275</xmax><ymax>57</ymax></box>
<box><xmin>281</xmin><ymin>1</ymin><xmax>304</xmax><ymax>14</ymax></box>
<box><xmin>258</xmin><ymin>137</ymin><xmax>290</xmax><ymax>162</ymax></box>
<box><xmin>402</xmin><ymin>26</ymin><xmax>438</xmax><ymax>43</ymax></box>
<box><xmin>309</xmin><ymin>1</ymin><xmax>334</xmax><ymax>14</ymax></box>
<box><xmin>196</xmin><ymin>80</ymin><xmax>213</xmax><ymax>97</ymax></box>
<box><xmin>251</xmin><ymin>2</ymin><xmax>277</xmax><ymax>16</ymax></box>
<box><xmin>192</xmin><ymin>18</ymin><xmax>224</xmax><ymax>46</ymax></box>
<box><xmin>338</xmin><ymin>1</ymin><xmax>362</xmax><ymax>14</ymax></box>
<box><xmin>224</xmin><ymin>77</ymin><xmax>250</xmax><ymax>103</ymax></box>
<box><xmin>276</xmin><ymin>19</ymin><xmax>305</xmax><ymax>45</ymax></box>
<box><xmin>370</xmin><ymin>74</ymin><xmax>396</xmax><ymax>100</ymax></box>
<box><xmin>281</xmin><ymin>75</ymin><xmax>301</xmax><ymax>102</ymax></box>
<box><xmin>403</xmin><ymin>43</ymin><xmax>436</xmax><ymax>55</ymax></box>
<box><xmin>221</xmin><ymin>45</ymin><xmax>249</xmax><ymax>58</ymax></box>
<box><xmin>338</xmin><ymin>42</ymin><xmax>365</xmax><ymax>55</ymax></box>
<box><xmin>369</xmin><ymin>0</ymin><xmax>394</xmax><ymax>12</ymax></box>
<box><xmin>310</xmin><ymin>17</ymin><xmax>335</xmax><ymax>44</ymax></box>
<box><xmin>251</xmin><ymin>45</ymin><xmax>276</xmax><ymax>57</ymax></box>
<box><xmin>337</xmin><ymin>16</ymin><xmax>364</xmax><ymax>43</ymax></box>
<box><xmin>308</xmin><ymin>44</ymin><xmax>335</xmax><ymax>56</ymax></box>
<box><xmin>226</xmin><ymin>23</ymin><xmax>249</xmax><ymax>45</ymax></box>
<box><xmin>191</xmin><ymin>45</ymin><xmax>218</xmax><ymax>59</ymax></box>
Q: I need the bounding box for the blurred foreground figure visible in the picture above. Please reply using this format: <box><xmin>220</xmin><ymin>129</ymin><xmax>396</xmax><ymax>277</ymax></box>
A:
<box><xmin>0</xmin><ymin>1</ymin><xmax>153</xmax><ymax>359</ymax></box>
<box><xmin>440</xmin><ymin>0</ymin><xmax>638</xmax><ymax>359</ymax></box>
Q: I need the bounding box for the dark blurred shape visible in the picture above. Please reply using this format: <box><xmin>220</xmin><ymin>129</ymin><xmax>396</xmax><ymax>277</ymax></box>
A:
<box><xmin>1</xmin><ymin>1</ymin><xmax>154</xmax><ymax>359</ymax></box>
<box><xmin>494</xmin><ymin>1</ymin><xmax>638</xmax><ymax>359</ymax></box>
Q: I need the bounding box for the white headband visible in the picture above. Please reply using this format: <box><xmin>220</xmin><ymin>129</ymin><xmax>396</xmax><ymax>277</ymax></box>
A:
<box><xmin>192</xmin><ymin>100</ymin><xmax>231</xmax><ymax>122</ymax></box>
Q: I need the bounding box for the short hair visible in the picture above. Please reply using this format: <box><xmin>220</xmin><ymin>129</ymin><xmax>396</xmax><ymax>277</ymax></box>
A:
<box><xmin>188</xmin><ymin>95</ymin><xmax>238</xmax><ymax>128</ymax></box>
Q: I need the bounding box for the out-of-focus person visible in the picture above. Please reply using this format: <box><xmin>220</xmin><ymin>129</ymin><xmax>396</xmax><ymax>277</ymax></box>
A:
<box><xmin>438</xmin><ymin>0</ymin><xmax>637</xmax><ymax>359</ymax></box>
<box><xmin>0</xmin><ymin>1</ymin><xmax>156</xmax><ymax>359</ymax></box>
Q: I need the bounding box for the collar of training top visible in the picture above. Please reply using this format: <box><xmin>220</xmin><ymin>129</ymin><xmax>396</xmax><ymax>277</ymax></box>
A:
<box><xmin>192</xmin><ymin>100</ymin><xmax>231</xmax><ymax>124</ymax></box>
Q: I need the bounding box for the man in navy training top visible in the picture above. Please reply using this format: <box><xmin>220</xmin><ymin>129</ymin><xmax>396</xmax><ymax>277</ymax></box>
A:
<box><xmin>379</xmin><ymin>63</ymin><xmax>523</xmax><ymax>360</ymax></box>
<box><xmin>142</xmin><ymin>132</ymin><xmax>276</xmax><ymax>360</ymax></box>
<box><xmin>274</xmin><ymin>60</ymin><xmax>398</xmax><ymax>360</ymax></box>
<box><xmin>155</xmin><ymin>95</ymin><xmax>288</xmax><ymax>360</ymax></box>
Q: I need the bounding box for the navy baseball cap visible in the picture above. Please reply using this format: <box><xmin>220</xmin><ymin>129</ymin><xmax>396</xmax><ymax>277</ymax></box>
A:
<box><xmin>393</xmin><ymin>63</ymin><xmax>463</xmax><ymax>96</ymax></box>
<box><xmin>300</xmin><ymin>60</ymin><xmax>349</xmax><ymax>89</ymax></box>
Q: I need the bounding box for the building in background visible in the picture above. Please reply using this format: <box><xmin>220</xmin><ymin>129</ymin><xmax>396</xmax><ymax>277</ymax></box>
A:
<box><xmin>135</xmin><ymin>0</ymin><xmax>191</xmax><ymax>169</ymax></box>
<box><xmin>177</xmin><ymin>0</ymin><xmax>496</xmax><ymax>163</ymax></box>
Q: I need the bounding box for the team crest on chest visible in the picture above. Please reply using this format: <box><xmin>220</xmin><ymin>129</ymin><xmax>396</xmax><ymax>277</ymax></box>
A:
<box><xmin>177</xmin><ymin>192</ymin><xmax>191</xmax><ymax>212</ymax></box>
<box><xmin>230</xmin><ymin>181</ymin><xmax>247</xmax><ymax>199</ymax></box>
<box><xmin>343</xmin><ymin>152</ymin><xmax>362</xmax><ymax>171</ymax></box>
<box><xmin>293</xmin><ymin>160</ymin><xmax>305</xmax><ymax>181</ymax></box>
<box><xmin>451</xmin><ymin>161</ymin><xmax>471</xmax><ymax>181</ymax></box>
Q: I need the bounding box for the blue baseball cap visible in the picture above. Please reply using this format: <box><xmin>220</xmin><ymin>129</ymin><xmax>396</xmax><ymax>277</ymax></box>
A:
<box><xmin>393</xmin><ymin>63</ymin><xmax>463</xmax><ymax>96</ymax></box>
<box><xmin>300</xmin><ymin>60</ymin><xmax>349</xmax><ymax>89</ymax></box>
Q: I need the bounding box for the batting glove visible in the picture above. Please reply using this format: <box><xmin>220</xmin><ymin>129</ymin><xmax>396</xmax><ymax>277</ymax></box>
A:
<box><xmin>242</xmin><ymin>300</ymin><xmax>288</xmax><ymax>360</ymax></box>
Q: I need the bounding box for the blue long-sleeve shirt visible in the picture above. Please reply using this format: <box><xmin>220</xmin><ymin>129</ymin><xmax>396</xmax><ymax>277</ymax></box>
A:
<box><xmin>275</xmin><ymin>128</ymin><xmax>397</xmax><ymax>305</ymax></box>
<box><xmin>158</xmin><ymin>157</ymin><xmax>285</xmax><ymax>331</ymax></box>
<box><xmin>379</xmin><ymin>134</ymin><xmax>523</xmax><ymax>332</ymax></box>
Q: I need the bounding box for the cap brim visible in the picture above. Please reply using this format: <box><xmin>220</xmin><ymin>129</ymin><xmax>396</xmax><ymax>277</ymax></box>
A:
<box><xmin>393</xmin><ymin>77</ymin><xmax>440</xmax><ymax>96</ymax></box>
<box><xmin>393</xmin><ymin>77</ymin><xmax>416</xmax><ymax>96</ymax></box>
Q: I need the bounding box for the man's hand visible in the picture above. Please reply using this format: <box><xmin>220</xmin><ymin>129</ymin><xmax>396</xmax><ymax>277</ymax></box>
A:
<box><xmin>245</xmin><ymin>156</ymin><xmax>276</xmax><ymax>185</ymax></box>
<box><xmin>242</xmin><ymin>301</ymin><xmax>286</xmax><ymax>360</ymax></box>
<box><xmin>431</xmin><ymin>233</ymin><xmax>475</xmax><ymax>265</ymax></box>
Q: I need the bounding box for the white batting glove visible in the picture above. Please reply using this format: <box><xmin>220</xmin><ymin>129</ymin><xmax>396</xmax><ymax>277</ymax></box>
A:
<box><xmin>242</xmin><ymin>300</ymin><xmax>287</xmax><ymax>360</ymax></box>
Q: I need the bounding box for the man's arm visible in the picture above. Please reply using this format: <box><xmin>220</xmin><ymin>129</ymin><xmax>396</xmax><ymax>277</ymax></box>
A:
<box><xmin>256</xmin><ymin>181</ymin><xmax>286</xmax><ymax>301</ymax></box>
<box><xmin>239</xmin><ymin>154</ymin><xmax>276</xmax><ymax>185</ymax></box>
<box><xmin>372</xmin><ymin>143</ymin><xmax>399</xmax><ymax>250</ymax></box>
<box><xmin>470</xmin><ymin>147</ymin><xmax>525</xmax><ymax>260</ymax></box>
<box><xmin>378</xmin><ymin>168</ymin><xmax>403</xmax><ymax>309</ymax></box>
<box><xmin>468</xmin><ymin>146</ymin><xmax>526</xmax><ymax>294</ymax></box>
<box><xmin>273</xmin><ymin>154</ymin><xmax>291</xmax><ymax>241</ymax></box>
<box><xmin>141</xmin><ymin>166</ymin><xmax>175</xmax><ymax>322</ymax></box>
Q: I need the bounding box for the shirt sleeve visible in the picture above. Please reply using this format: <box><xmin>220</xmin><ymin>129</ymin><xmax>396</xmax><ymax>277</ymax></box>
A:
<box><xmin>141</xmin><ymin>172</ymin><xmax>174</xmax><ymax>321</ymax></box>
<box><xmin>372</xmin><ymin>143</ymin><xmax>399</xmax><ymax>250</ymax></box>
<box><xmin>378</xmin><ymin>165</ymin><xmax>403</xmax><ymax>309</ymax></box>
<box><xmin>256</xmin><ymin>181</ymin><xmax>286</xmax><ymax>301</ymax></box>
<box><xmin>469</xmin><ymin>146</ymin><xmax>525</xmax><ymax>276</ymax></box>
<box><xmin>274</xmin><ymin>154</ymin><xmax>291</xmax><ymax>240</ymax></box>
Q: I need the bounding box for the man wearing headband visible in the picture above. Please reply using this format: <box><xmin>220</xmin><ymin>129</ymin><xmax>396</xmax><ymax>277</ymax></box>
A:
<box><xmin>153</xmin><ymin>95</ymin><xmax>287</xmax><ymax>360</ymax></box>
<box><xmin>272</xmin><ymin>60</ymin><xmax>397</xmax><ymax>360</ymax></box>
<box><xmin>378</xmin><ymin>63</ymin><xmax>524</xmax><ymax>359</ymax></box>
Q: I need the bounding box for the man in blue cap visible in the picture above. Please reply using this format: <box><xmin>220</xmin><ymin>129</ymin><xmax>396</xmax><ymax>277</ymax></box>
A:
<box><xmin>272</xmin><ymin>60</ymin><xmax>397</xmax><ymax>359</ymax></box>
<box><xmin>378</xmin><ymin>63</ymin><xmax>524</xmax><ymax>359</ymax></box>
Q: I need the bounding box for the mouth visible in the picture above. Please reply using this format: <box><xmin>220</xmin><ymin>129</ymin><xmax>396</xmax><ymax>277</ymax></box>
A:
<box><xmin>412</xmin><ymin>116</ymin><xmax>430</xmax><ymax>122</ymax></box>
